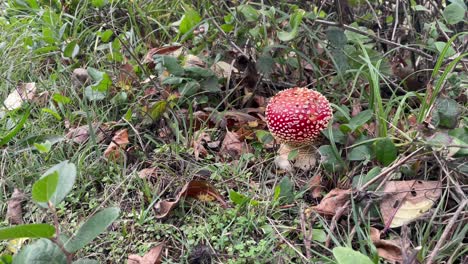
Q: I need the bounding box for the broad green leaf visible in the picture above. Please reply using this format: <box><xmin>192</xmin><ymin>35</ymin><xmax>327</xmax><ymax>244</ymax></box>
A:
<box><xmin>84</xmin><ymin>86</ymin><xmax>106</xmax><ymax>101</ymax></box>
<box><xmin>179</xmin><ymin>7</ymin><xmax>201</xmax><ymax>35</ymax></box>
<box><xmin>32</xmin><ymin>171</ymin><xmax>59</xmax><ymax>203</ymax></box>
<box><xmin>0</xmin><ymin>255</ymin><xmax>12</xmax><ymax>264</ymax></box>
<box><xmin>34</xmin><ymin>140</ymin><xmax>52</xmax><ymax>153</ymax></box>
<box><xmin>443</xmin><ymin>3</ymin><xmax>466</xmax><ymax>24</ymax></box>
<box><xmin>87</xmin><ymin>67</ymin><xmax>111</xmax><ymax>92</ymax></box>
<box><xmin>256</xmin><ymin>55</ymin><xmax>274</xmax><ymax>76</ymax></box>
<box><xmin>276</xmin><ymin>177</ymin><xmax>294</xmax><ymax>203</ymax></box>
<box><xmin>154</xmin><ymin>55</ymin><xmax>184</xmax><ymax>76</ymax></box>
<box><xmin>318</xmin><ymin>145</ymin><xmax>344</xmax><ymax>172</ymax></box>
<box><xmin>311</xmin><ymin>229</ymin><xmax>327</xmax><ymax>242</ymax></box>
<box><xmin>91</xmin><ymin>0</ymin><xmax>107</xmax><ymax>8</ymax></box>
<box><xmin>340</xmin><ymin>110</ymin><xmax>373</xmax><ymax>133</ymax></box>
<box><xmin>52</xmin><ymin>94</ymin><xmax>71</xmax><ymax>104</ymax></box>
<box><xmin>184</xmin><ymin>66</ymin><xmax>215</xmax><ymax>78</ymax></box>
<box><xmin>13</xmin><ymin>239</ymin><xmax>66</xmax><ymax>264</ymax></box>
<box><xmin>237</xmin><ymin>5</ymin><xmax>259</xmax><ymax>22</ymax></box>
<box><xmin>326</xmin><ymin>27</ymin><xmax>347</xmax><ymax>48</ymax></box>
<box><xmin>255</xmin><ymin>130</ymin><xmax>274</xmax><ymax>144</ymax></box>
<box><xmin>38</xmin><ymin>161</ymin><xmax>77</xmax><ymax>208</ymax></box>
<box><xmin>63</xmin><ymin>40</ymin><xmax>79</xmax><ymax>58</ymax></box>
<box><xmin>178</xmin><ymin>81</ymin><xmax>200</xmax><ymax>97</ymax></box>
<box><xmin>435</xmin><ymin>98</ymin><xmax>460</xmax><ymax>128</ymax></box>
<box><xmin>287</xmin><ymin>149</ymin><xmax>299</xmax><ymax>161</ymax></box>
<box><xmin>348</xmin><ymin>145</ymin><xmax>371</xmax><ymax>162</ymax></box>
<box><xmin>200</xmin><ymin>76</ymin><xmax>220</xmax><ymax>92</ymax></box>
<box><xmin>229</xmin><ymin>191</ymin><xmax>258</xmax><ymax>206</ymax></box>
<box><xmin>434</xmin><ymin>42</ymin><xmax>456</xmax><ymax>58</ymax></box>
<box><xmin>333</xmin><ymin>247</ymin><xmax>374</xmax><ymax>264</ymax></box>
<box><xmin>149</xmin><ymin>101</ymin><xmax>167</xmax><ymax>121</ymax></box>
<box><xmin>352</xmin><ymin>167</ymin><xmax>381</xmax><ymax>191</ymax></box>
<box><xmin>0</xmin><ymin>224</ymin><xmax>55</xmax><ymax>240</ymax></box>
<box><xmin>374</xmin><ymin>138</ymin><xmax>397</xmax><ymax>166</ymax></box>
<box><xmin>278</xmin><ymin>9</ymin><xmax>305</xmax><ymax>41</ymax></box>
<box><xmin>64</xmin><ymin>207</ymin><xmax>120</xmax><ymax>253</ymax></box>
<box><xmin>449</xmin><ymin>127</ymin><xmax>468</xmax><ymax>143</ymax></box>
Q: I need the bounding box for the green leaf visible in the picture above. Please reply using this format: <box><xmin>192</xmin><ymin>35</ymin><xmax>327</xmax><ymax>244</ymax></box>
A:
<box><xmin>178</xmin><ymin>81</ymin><xmax>200</xmax><ymax>97</ymax></box>
<box><xmin>318</xmin><ymin>145</ymin><xmax>344</xmax><ymax>172</ymax></box>
<box><xmin>149</xmin><ymin>101</ymin><xmax>167</xmax><ymax>121</ymax></box>
<box><xmin>449</xmin><ymin>127</ymin><xmax>468</xmax><ymax>143</ymax></box>
<box><xmin>63</xmin><ymin>40</ymin><xmax>79</xmax><ymax>58</ymax></box>
<box><xmin>64</xmin><ymin>207</ymin><xmax>120</xmax><ymax>253</ymax></box>
<box><xmin>91</xmin><ymin>0</ymin><xmax>107</xmax><ymax>8</ymax></box>
<box><xmin>327</xmin><ymin>27</ymin><xmax>347</xmax><ymax>48</ymax></box>
<box><xmin>72</xmin><ymin>259</ymin><xmax>99</xmax><ymax>264</ymax></box>
<box><xmin>434</xmin><ymin>42</ymin><xmax>456</xmax><ymax>58</ymax></box>
<box><xmin>52</xmin><ymin>93</ymin><xmax>71</xmax><ymax>104</ymax></box>
<box><xmin>154</xmin><ymin>55</ymin><xmax>184</xmax><ymax>76</ymax></box>
<box><xmin>340</xmin><ymin>110</ymin><xmax>373</xmax><ymax>133</ymax></box>
<box><xmin>278</xmin><ymin>9</ymin><xmax>305</xmax><ymax>41</ymax></box>
<box><xmin>13</xmin><ymin>239</ymin><xmax>66</xmax><ymax>264</ymax></box>
<box><xmin>34</xmin><ymin>140</ymin><xmax>52</xmax><ymax>153</ymax></box>
<box><xmin>352</xmin><ymin>167</ymin><xmax>381</xmax><ymax>191</ymax></box>
<box><xmin>333</xmin><ymin>247</ymin><xmax>374</xmax><ymax>264</ymax></box>
<box><xmin>0</xmin><ymin>108</ymin><xmax>31</xmax><ymax>147</ymax></box>
<box><xmin>0</xmin><ymin>254</ymin><xmax>12</xmax><ymax>264</ymax></box>
<box><xmin>435</xmin><ymin>98</ymin><xmax>461</xmax><ymax>128</ymax></box>
<box><xmin>256</xmin><ymin>55</ymin><xmax>275</xmax><ymax>76</ymax></box>
<box><xmin>237</xmin><ymin>5</ymin><xmax>259</xmax><ymax>22</ymax></box>
<box><xmin>287</xmin><ymin>149</ymin><xmax>299</xmax><ymax>160</ymax></box>
<box><xmin>311</xmin><ymin>229</ymin><xmax>327</xmax><ymax>242</ymax></box>
<box><xmin>374</xmin><ymin>138</ymin><xmax>397</xmax><ymax>166</ymax></box>
<box><xmin>276</xmin><ymin>177</ymin><xmax>294</xmax><ymax>203</ymax></box>
<box><xmin>229</xmin><ymin>191</ymin><xmax>258</xmax><ymax>206</ymax></box>
<box><xmin>38</xmin><ymin>161</ymin><xmax>77</xmax><ymax>208</ymax></box>
<box><xmin>84</xmin><ymin>86</ymin><xmax>106</xmax><ymax>101</ymax></box>
<box><xmin>348</xmin><ymin>145</ymin><xmax>371</xmax><ymax>162</ymax></box>
<box><xmin>200</xmin><ymin>76</ymin><xmax>220</xmax><ymax>92</ymax></box>
<box><xmin>99</xmin><ymin>29</ymin><xmax>113</xmax><ymax>42</ymax></box>
<box><xmin>0</xmin><ymin>224</ymin><xmax>55</xmax><ymax>240</ymax></box>
<box><xmin>179</xmin><ymin>7</ymin><xmax>201</xmax><ymax>35</ymax></box>
<box><xmin>255</xmin><ymin>130</ymin><xmax>274</xmax><ymax>144</ymax></box>
<box><xmin>32</xmin><ymin>171</ymin><xmax>59</xmax><ymax>203</ymax></box>
<box><xmin>87</xmin><ymin>67</ymin><xmax>111</xmax><ymax>92</ymax></box>
<box><xmin>443</xmin><ymin>3</ymin><xmax>466</xmax><ymax>24</ymax></box>
<box><xmin>184</xmin><ymin>66</ymin><xmax>215</xmax><ymax>78</ymax></box>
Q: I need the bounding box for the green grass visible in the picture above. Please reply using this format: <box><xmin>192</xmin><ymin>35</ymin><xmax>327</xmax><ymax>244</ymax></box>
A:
<box><xmin>0</xmin><ymin>0</ymin><xmax>467</xmax><ymax>263</ymax></box>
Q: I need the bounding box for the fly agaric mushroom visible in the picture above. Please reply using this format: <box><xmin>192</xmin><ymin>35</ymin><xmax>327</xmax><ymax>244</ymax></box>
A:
<box><xmin>266</xmin><ymin>87</ymin><xmax>332</xmax><ymax>171</ymax></box>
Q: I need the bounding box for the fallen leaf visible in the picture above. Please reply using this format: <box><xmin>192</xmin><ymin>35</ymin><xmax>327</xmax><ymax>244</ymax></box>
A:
<box><xmin>183</xmin><ymin>54</ymin><xmax>205</xmax><ymax>67</ymax></box>
<box><xmin>192</xmin><ymin>131</ymin><xmax>212</xmax><ymax>160</ymax></box>
<box><xmin>380</xmin><ymin>180</ymin><xmax>441</xmax><ymax>228</ymax></box>
<box><xmin>142</xmin><ymin>45</ymin><xmax>183</xmax><ymax>64</ymax></box>
<box><xmin>71</xmin><ymin>68</ymin><xmax>90</xmax><ymax>88</ymax></box>
<box><xmin>66</xmin><ymin>123</ymin><xmax>109</xmax><ymax>144</ymax></box>
<box><xmin>308</xmin><ymin>174</ymin><xmax>323</xmax><ymax>199</ymax></box>
<box><xmin>138</xmin><ymin>167</ymin><xmax>158</xmax><ymax>180</ymax></box>
<box><xmin>210</xmin><ymin>61</ymin><xmax>238</xmax><ymax>78</ymax></box>
<box><xmin>6</xmin><ymin>188</ymin><xmax>24</xmax><ymax>225</ymax></box>
<box><xmin>369</xmin><ymin>227</ymin><xmax>405</xmax><ymax>263</ymax></box>
<box><xmin>128</xmin><ymin>243</ymin><xmax>164</xmax><ymax>264</ymax></box>
<box><xmin>154</xmin><ymin>180</ymin><xmax>227</xmax><ymax>218</ymax></box>
<box><xmin>219</xmin><ymin>131</ymin><xmax>251</xmax><ymax>158</ymax></box>
<box><xmin>3</xmin><ymin>82</ymin><xmax>36</xmax><ymax>111</ymax></box>
<box><xmin>104</xmin><ymin>129</ymin><xmax>130</xmax><ymax>160</ymax></box>
<box><xmin>308</xmin><ymin>189</ymin><xmax>350</xmax><ymax>216</ymax></box>
<box><xmin>118</xmin><ymin>63</ymin><xmax>138</xmax><ymax>89</ymax></box>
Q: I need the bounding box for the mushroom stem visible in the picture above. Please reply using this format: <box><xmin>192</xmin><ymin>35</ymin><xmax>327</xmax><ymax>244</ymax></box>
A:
<box><xmin>275</xmin><ymin>144</ymin><xmax>316</xmax><ymax>171</ymax></box>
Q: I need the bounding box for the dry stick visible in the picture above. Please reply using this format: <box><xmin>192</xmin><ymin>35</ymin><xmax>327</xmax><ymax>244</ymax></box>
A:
<box><xmin>357</xmin><ymin>147</ymin><xmax>424</xmax><ymax>192</ymax></box>
<box><xmin>300</xmin><ymin>205</ymin><xmax>313</xmax><ymax>259</ymax></box>
<box><xmin>325</xmin><ymin>200</ymin><xmax>350</xmax><ymax>248</ymax></box>
<box><xmin>267</xmin><ymin>217</ymin><xmax>309</xmax><ymax>262</ymax></box>
<box><xmin>313</xmin><ymin>19</ymin><xmax>433</xmax><ymax>59</ymax></box>
<box><xmin>425</xmin><ymin>199</ymin><xmax>468</xmax><ymax>264</ymax></box>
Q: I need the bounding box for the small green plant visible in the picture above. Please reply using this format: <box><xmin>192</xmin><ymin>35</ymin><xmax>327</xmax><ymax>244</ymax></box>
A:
<box><xmin>0</xmin><ymin>161</ymin><xmax>120</xmax><ymax>264</ymax></box>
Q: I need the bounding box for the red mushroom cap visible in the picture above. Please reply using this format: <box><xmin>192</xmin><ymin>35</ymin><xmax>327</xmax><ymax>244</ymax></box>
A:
<box><xmin>266</xmin><ymin>87</ymin><xmax>332</xmax><ymax>145</ymax></box>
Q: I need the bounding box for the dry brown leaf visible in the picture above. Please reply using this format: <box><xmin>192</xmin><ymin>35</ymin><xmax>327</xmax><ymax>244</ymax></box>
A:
<box><xmin>308</xmin><ymin>174</ymin><xmax>323</xmax><ymax>199</ymax></box>
<box><xmin>370</xmin><ymin>227</ymin><xmax>405</xmax><ymax>263</ymax></box>
<box><xmin>6</xmin><ymin>189</ymin><xmax>24</xmax><ymax>225</ymax></box>
<box><xmin>128</xmin><ymin>243</ymin><xmax>164</xmax><ymax>264</ymax></box>
<box><xmin>104</xmin><ymin>129</ymin><xmax>130</xmax><ymax>159</ymax></box>
<box><xmin>142</xmin><ymin>45</ymin><xmax>183</xmax><ymax>64</ymax></box>
<box><xmin>3</xmin><ymin>82</ymin><xmax>37</xmax><ymax>111</ymax></box>
<box><xmin>219</xmin><ymin>131</ymin><xmax>251</xmax><ymax>158</ymax></box>
<box><xmin>184</xmin><ymin>54</ymin><xmax>205</xmax><ymax>68</ymax></box>
<box><xmin>154</xmin><ymin>180</ymin><xmax>227</xmax><ymax>219</ymax></box>
<box><xmin>309</xmin><ymin>189</ymin><xmax>350</xmax><ymax>216</ymax></box>
<box><xmin>118</xmin><ymin>63</ymin><xmax>138</xmax><ymax>88</ymax></box>
<box><xmin>380</xmin><ymin>180</ymin><xmax>441</xmax><ymax>228</ymax></box>
<box><xmin>66</xmin><ymin>123</ymin><xmax>109</xmax><ymax>144</ymax></box>
<box><xmin>138</xmin><ymin>167</ymin><xmax>158</xmax><ymax>180</ymax></box>
<box><xmin>211</xmin><ymin>61</ymin><xmax>238</xmax><ymax>78</ymax></box>
<box><xmin>71</xmin><ymin>68</ymin><xmax>90</xmax><ymax>88</ymax></box>
<box><xmin>192</xmin><ymin>131</ymin><xmax>211</xmax><ymax>160</ymax></box>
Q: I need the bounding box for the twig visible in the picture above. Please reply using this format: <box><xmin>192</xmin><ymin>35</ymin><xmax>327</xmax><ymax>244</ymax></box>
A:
<box><xmin>300</xmin><ymin>205</ymin><xmax>313</xmax><ymax>259</ymax></box>
<box><xmin>267</xmin><ymin>217</ymin><xmax>309</xmax><ymax>262</ymax></box>
<box><xmin>312</xmin><ymin>19</ymin><xmax>433</xmax><ymax>59</ymax></box>
<box><xmin>211</xmin><ymin>19</ymin><xmax>250</xmax><ymax>60</ymax></box>
<box><xmin>426</xmin><ymin>199</ymin><xmax>468</xmax><ymax>264</ymax></box>
<box><xmin>325</xmin><ymin>200</ymin><xmax>350</xmax><ymax>248</ymax></box>
<box><xmin>357</xmin><ymin>147</ymin><xmax>424</xmax><ymax>192</ymax></box>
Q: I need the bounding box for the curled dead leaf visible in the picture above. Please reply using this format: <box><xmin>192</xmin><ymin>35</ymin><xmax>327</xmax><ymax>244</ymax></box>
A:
<box><xmin>6</xmin><ymin>188</ymin><xmax>25</xmax><ymax>225</ymax></box>
<box><xmin>138</xmin><ymin>167</ymin><xmax>159</xmax><ymax>180</ymax></box>
<box><xmin>192</xmin><ymin>131</ymin><xmax>212</xmax><ymax>160</ymax></box>
<box><xmin>308</xmin><ymin>189</ymin><xmax>350</xmax><ymax>216</ymax></box>
<box><xmin>154</xmin><ymin>180</ymin><xmax>227</xmax><ymax>219</ymax></box>
<box><xmin>370</xmin><ymin>227</ymin><xmax>405</xmax><ymax>263</ymax></box>
<box><xmin>308</xmin><ymin>174</ymin><xmax>323</xmax><ymax>199</ymax></box>
<box><xmin>71</xmin><ymin>68</ymin><xmax>90</xmax><ymax>88</ymax></box>
<box><xmin>128</xmin><ymin>243</ymin><xmax>164</xmax><ymax>264</ymax></box>
<box><xmin>380</xmin><ymin>180</ymin><xmax>441</xmax><ymax>228</ymax></box>
<box><xmin>3</xmin><ymin>82</ymin><xmax>36</xmax><ymax>111</ymax></box>
<box><xmin>66</xmin><ymin>123</ymin><xmax>109</xmax><ymax>144</ymax></box>
<box><xmin>104</xmin><ymin>129</ymin><xmax>130</xmax><ymax>160</ymax></box>
<box><xmin>118</xmin><ymin>63</ymin><xmax>138</xmax><ymax>89</ymax></box>
<box><xmin>219</xmin><ymin>131</ymin><xmax>251</xmax><ymax>158</ymax></box>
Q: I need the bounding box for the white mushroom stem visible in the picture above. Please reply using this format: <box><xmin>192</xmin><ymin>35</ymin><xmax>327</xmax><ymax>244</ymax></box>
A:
<box><xmin>275</xmin><ymin>144</ymin><xmax>316</xmax><ymax>171</ymax></box>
